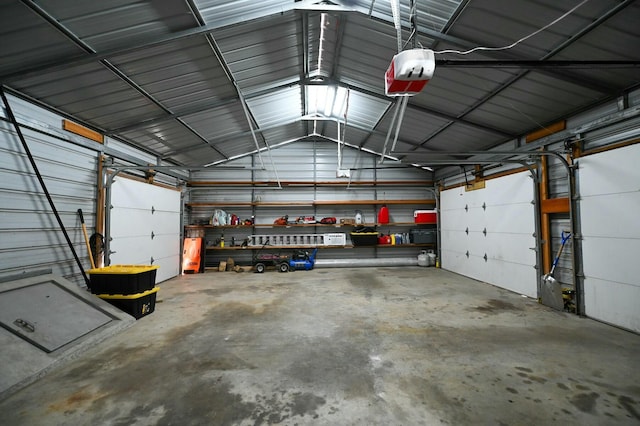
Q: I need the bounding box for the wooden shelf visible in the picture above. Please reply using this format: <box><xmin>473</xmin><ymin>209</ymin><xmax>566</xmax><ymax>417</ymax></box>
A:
<box><xmin>185</xmin><ymin>199</ymin><xmax>435</xmax><ymax>208</ymax></box>
<box><xmin>205</xmin><ymin>243</ymin><xmax>435</xmax><ymax>250</ymax></box>
<box><xmin>188</xmin><ymin>180</ymin><xmax>433</xmax><ymax>187</ymax></box>
<box><xmin>186</xmin><ymin>222</ymin><xmax>435</xmax><ymax>229</ymax></box>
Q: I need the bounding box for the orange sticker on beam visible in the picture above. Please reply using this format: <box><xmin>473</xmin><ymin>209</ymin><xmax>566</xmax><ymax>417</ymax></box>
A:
<box><xmin>526</xmin><ymin>121</ymin><xmax>566</xmax><ymax>143</ymax></box>
<box><xmin>541</xmin><ymin>197</ymin><xmax>570</xmax><ymax>214</ymax></box>
<box><xmin>63</xmin><ymin>119</ymin><xmax>103</xmax><ymax>143</ymax></box>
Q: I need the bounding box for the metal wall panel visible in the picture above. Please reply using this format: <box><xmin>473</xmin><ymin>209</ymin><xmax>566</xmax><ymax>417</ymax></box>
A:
<box><xmin>581</xmin><ymin>117</ymin><xmax>640</xmax><ymax>153</ymax></box>
<box><xmin>1</xmin><ymin>94</ymin><xmax>174</xmax><ymax>286</ymax></box>
<box><xmin>0</xmin><ymin>101</ymin><xmax>98</xmax><ymax>286</ymax></box>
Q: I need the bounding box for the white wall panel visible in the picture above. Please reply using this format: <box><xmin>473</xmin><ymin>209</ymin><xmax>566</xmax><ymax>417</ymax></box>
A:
<box><xmin>110</xmin><ymin>177</ymin><xmax>181</xmax><ymax>283</ymax></box>
<box><xmin>578</xmin><ymin>144</ymin><xmax>640</xmax><ymax>332</ymax></box>
<box><xmin>441</xmin><ymin>171</ymin><xmax>537</xmax><ymax>297</ymax></box>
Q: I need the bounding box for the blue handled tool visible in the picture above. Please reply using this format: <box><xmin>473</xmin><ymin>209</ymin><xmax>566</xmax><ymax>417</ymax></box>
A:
<box><xmin>545</xmin><ymin>231</ymin><xmax>572</xmax><ymax>283</ymax></box>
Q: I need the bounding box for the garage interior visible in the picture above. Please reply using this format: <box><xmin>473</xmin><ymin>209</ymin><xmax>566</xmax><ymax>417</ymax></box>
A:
<box><xmin>1</xmin><ymin>0</ymin><xmax>639</xmax><ymax>424</ymax></box>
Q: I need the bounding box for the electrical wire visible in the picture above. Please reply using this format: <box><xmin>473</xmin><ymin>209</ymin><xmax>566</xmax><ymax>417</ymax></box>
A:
<box><xmin>433</xmin><ymin>0</ymin><xmax>589</xmax><ymax>56</ymax></box>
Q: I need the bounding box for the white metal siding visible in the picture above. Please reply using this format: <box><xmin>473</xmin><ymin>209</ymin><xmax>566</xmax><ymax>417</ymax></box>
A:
<box><xmin>1</xmin><ymin>100</ymin><xmax>98</xmax><ymax>286</ymax></box>
<box><xmin>441</xmin><ymin>171</ymin><xmax>537</xmax><ymax>297</ymax></box>
<box><xmin>578</xmin><ymin>144</ymin><xmax>640</xmax><ymax>333</ymax></box>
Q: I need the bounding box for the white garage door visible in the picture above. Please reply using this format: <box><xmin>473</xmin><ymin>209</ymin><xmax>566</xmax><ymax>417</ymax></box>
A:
<box><xmin>109</xmin><ymin>176</ymin><xmax>181</xmax><ymax>283</ymax></box>
<box><xmin>441</xmin><ymin>171</ymin><xmax>537</xmax><ymax>297</ymax></box>
<box><xmin>578</xmin><ymin>144</ymin><xmax>640</xmax><ymax>333</ymax></box>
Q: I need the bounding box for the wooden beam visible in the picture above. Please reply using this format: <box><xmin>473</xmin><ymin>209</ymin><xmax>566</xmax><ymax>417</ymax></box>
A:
<box><xmin>526</xmin><ymin>120</ymin><xmax>566</xmax><ymax>143</ymax></box>
<box><xmin>186</xmin><ymin>199</ymin><xmax>436</xmax><ymax>208</ymax></box>
<box><xmin>187</xmin><ymin>180</ymin><xmax>434</xmax><ymax>187</ymax></box>
<box><xmin>440</xmin><ymin>166</ymin><xmax>534</xmax><ymax>192</ymax></box>
<box><xmin>541</xmin><ymin>197</ymin><xmax>570</xmax><ymax>214</ymax></box>
<box><xmin>465</xmin><ymin>180</ymin><xmax>486</xmax><ymax>191</ymax></box>
<box><xmin>539</xmin><ymin>154</ymin><xmax>551</xmax><ymax>274</ymax></box>
<box><xmin>63</xmin><ymin>119</ymin><xmax>104</xmax><ymax>143</ymax></box>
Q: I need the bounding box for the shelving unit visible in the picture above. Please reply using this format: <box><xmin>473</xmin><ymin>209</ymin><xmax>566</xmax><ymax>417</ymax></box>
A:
<box><xmin>185</xmin><ymin>199</ymin><xmax>437</xmax><ymax>254</ymax></box>
<box><xmin>203</xmin><ymin>243</ymin><xmax>436</xmax><ymax>251</ymax></box>
<box><xmin>184</xmin><ymin>174</ymin><xmax>438</xmax><ymax>267</ymax></box>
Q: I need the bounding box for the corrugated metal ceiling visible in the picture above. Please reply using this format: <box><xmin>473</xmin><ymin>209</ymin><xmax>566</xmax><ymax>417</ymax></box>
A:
<box><xmin>0</xmin><ymin>0</ymin><xmax>638</xmax><ymax>169</ymax></box>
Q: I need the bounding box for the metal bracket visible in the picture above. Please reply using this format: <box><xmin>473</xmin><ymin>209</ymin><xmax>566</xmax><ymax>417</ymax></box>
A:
<box><xmin>483</xmin><ymin>253</ymin><xmax>488</xmax><ymax>262</ymax></box>
<box><xmin>483</xmin><ymin>228</ymin><xmax>487</xmax><ymax>236</ymax></box>
<box><xmin>150</xmin><ymin>256</ymin><xmax>155</xmax><ymax>265</ymax></box>
<box><xmin>465</xmin><ymin>250</ymin><xmax>469</xmax><ymax>258</ymax></box>
<box><xmin>465</xmin><ymin>227</ymin><xmax>469</xmax><ymax>235</ymax></box>
<box><xmin>151</xmin><ymin>231</ymin><xmax>155</xmax><ymax>240</ymax></box>
<box><xmin>465</xmin><ymin>204</ymin><xmax>468</xmax><ymax>212</ymax></box>
<box><xmin>151</xmin><ymin>206</ymin><xmax>155</xmax><ymax>214</ymax></box>
<box><xmin>482</xmin><ymin>202</ymin><xmax>486</xmax><ymax>211</ymax></box>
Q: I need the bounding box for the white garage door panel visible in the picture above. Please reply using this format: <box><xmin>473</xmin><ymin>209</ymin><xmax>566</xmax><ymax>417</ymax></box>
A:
<box><xmin>486</xmin><ymin>174</ymin><xmax>534</xmax><ymax>203</ymax></box>
<box><xmin>154</xmin><ymin>256</ymin><xmax>179</xmax><ymax>283</ymax></box>
<box><xmin>582</xmin><ymin>237</ymin><xmax>637</xmax><ymax>285</ymax></box>
<box><xmin>584</xmin><ymin>278</ymin><xmax>640</xmax><ymax>332</ymax></box>
<box><xmin>151</xmin><ymin>211</ymin><xmax>181</xmax><ymax>234</ymax></box>
<box><xmin>464</xmin><ymin>212</ymin><xmax>486</xmax><ymax>231</ymax></box>
<box><xmin>579</xmin><ymin>148</ymin><xmax>639</xmax><ymax>196</ymax></box>
<box><xmin>110</xmin><ymin>210</ymin><xmax>152</xmax><ymax>238</ymax></box>
<box><xmin>486</xmin><ymin>261</ymin><xmax>537</xmax><ymax>297</ymax></box>
<box><xmin>441</xmin><ymin>230</ymin><xmax>467</xmax><ymax>253</ymax></box>
<box><xmin>440</xmin><ymin>209</ymin><xmax>467</xmax><ymax>231</ymax></box>
<box><xmin>581</xmin><ymin>192</ymin><xmax>640</xmax><ymax>239</ymax></box>
<box><xmin>111</xmin><ymin>211</ymin><xmax>180</xmax><ymax>238</ymax></box>
<box><xmin>149</xmin><ymin>234</ymin><xmax>182</xmax><ymax>259</ymax></box>
<box><xmin>441</xmin><ymin>171</ymin><xmax>536</xmax><ymax>297</ymax></box>
<box><xmin>579</xmin><ymin>144</ymin><xmax>640</xmax><ymax>333</ymax></box>
<box><xmin>485</xmin><ymin>203</ymin><xmax>534</xmax><ymax>233</ymax></box>
<box><xmin>440</xmin><ymin>188</ymin><xmax>467</xmax><ymax>209</ymax></box>
<box><xmin>111</xmin><ymin>235</ymin><xmax>180</xmax><ymax>265</ymax></box>
<box><xmin>110</xmin><ymin>177</ymin><xmax>181</xmax><ymax>284</ymax></box>
<box><xmin>482</xmin><ymin>233</ymin><xmax>536</xmax><ymax>265</ymax></box>
<box><xmin>111</xmin><ymin>180</ymin><xmax>181</xmax><ymax>212</ymax></box>
<box><xmin>110</xmin><ymin>237</ymin><xmax>150</xmax><ymax>264</ymax></box>
<box><xmin>441</xmin><ymin>249</ymin><xmax>474</xmax><ymax>278</ymax></box>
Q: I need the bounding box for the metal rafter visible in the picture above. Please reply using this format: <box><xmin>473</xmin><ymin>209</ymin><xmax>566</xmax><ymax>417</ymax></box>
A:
<box><xmin>416</xmin><ymin>0</ymin><xmax>636</xmax><ymax>150</ymax></box>
<box><xmin>19</xmin><ymin>0</ymin><xmax>229</xmax><ymax>163</ymax></box>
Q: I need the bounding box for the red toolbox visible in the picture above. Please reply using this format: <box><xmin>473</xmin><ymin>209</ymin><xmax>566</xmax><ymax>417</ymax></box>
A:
<box><xmin>414</xmin><ymin>210</ymin><xmax>437</xmax><ymax>224</ymax></box>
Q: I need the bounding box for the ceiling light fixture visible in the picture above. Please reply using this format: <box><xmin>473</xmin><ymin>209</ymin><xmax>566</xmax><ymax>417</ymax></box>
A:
<box><xmin>317</xmin><ymin>12</ymin><xmax>329</xmax><ymax>77</ymax></box>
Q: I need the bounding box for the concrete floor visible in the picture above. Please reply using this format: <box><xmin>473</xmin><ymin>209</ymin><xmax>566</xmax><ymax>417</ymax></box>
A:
<box><xmin>1</xmin><ymin>267</ymin><xmax>639</xmax><ymax>425</ymax></box>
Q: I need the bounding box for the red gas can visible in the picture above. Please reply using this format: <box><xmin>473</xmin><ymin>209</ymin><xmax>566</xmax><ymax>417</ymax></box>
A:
<box><xmin>378</xmin><ymin>205</ymin><xmax>389</xmax><ymax>224</ymax></box>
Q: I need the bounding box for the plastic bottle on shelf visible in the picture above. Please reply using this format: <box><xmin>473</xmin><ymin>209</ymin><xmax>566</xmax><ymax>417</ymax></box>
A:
<box><xmin>220</xmin><ymin>234</ymin><xmax>225</xmax><ymax>248</ymax></box>
<box><xmin>355</xmin><ymin>210</ymin><xmax>363</xmax><ymax>225</ymax></box>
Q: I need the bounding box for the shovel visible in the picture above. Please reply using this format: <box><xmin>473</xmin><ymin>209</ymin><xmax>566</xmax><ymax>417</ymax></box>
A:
<box><xmin>78</xmin><ymin>209</ymin><xmax>96</xmax><ymax>269</ymax></box>
<box><xmin>540</xmin><ymin>230</ymin><xmax>571</xmax><ymax>310</ymax></box>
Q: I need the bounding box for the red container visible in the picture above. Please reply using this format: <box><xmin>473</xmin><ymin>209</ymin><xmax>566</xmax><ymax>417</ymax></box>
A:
<box><xmin>377</xmin><ymin>205</ymin><xmax>389</xmax><ymax>224</ymax></box>
<box><xmin>414</xmin><ymin>210</ymin><xmax>437</xmax><ymax>224</ymax></box>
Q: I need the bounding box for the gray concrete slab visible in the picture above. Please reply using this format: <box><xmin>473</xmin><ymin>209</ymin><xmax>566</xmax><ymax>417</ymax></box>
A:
<box><xmin>0</xmin><ymin>272</ymin><xmax>135</xmax><ymax>400</ymax></box>
<box><xmin>1</xmin><ymin>267</ymin><xmax>639</xmax><ymax>425</ymax></box>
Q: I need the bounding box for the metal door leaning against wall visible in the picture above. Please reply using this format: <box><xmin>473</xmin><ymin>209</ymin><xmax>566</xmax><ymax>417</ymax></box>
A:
<box><xmin>108</xmin><ymin>176</ymin><xmax>181</xmax><ymax>283</ymax></box>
